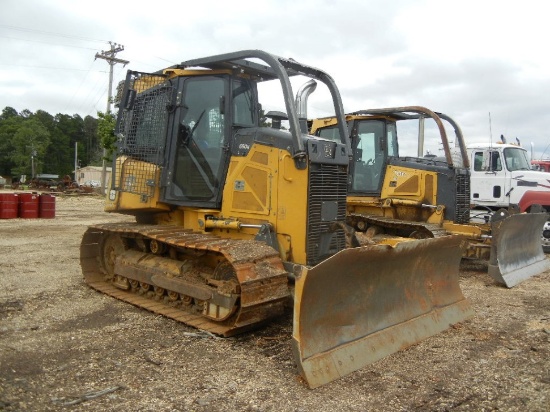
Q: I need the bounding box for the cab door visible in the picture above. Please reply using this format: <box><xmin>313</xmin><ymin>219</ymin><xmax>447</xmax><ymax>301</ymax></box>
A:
<box><xmin>470</xmin><ymin>149</ymin><xmax>510</xmax><ymax>207</ymax></box>
<box><xmin>163</xmin><ymin>75</ymin><xmax>229</xmax><ymax>207</ymax></box>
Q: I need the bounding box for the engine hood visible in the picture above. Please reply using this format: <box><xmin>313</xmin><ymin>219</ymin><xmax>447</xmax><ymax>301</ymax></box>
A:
<box><xmin>510</xmin><ymin>170</ymin><xmax>550</xmax><ymax>190</ymax></box>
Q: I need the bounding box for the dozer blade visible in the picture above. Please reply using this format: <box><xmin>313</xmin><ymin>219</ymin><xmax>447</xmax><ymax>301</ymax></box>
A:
<box><xmin>292</xmin><ymin>236</ymin><xmax>472</xmax><ymax>388</ymax></box>
<box><xmin>488</xmin><ymin>212</ymin><xmax>550</xmax><ymax>288</ymax></box>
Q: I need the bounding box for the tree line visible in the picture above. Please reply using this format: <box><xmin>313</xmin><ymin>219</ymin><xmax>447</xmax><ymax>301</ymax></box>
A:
<box><xmin>0</xmin><ymin>107</ymin><xmax>115</xmax><ymax>181</ymax></box>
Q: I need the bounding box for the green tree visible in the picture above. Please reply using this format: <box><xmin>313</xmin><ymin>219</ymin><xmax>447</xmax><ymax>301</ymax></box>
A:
<box><xmin>10</xmin><ymin>118</ymin><xmax>50</xmax><ymax>177</ymax></box>
<box><xmin>32</xmin><ymin>110</ymin><xmax>64</xmax><ymax>175</ymax></box>
<box><xmin>83</xmin><ymin>115</ymin><xmax>100</xmax><ymax>165</ymax></box>
<box><xmin>97</xmin><ymin>111</ymin><xmax>117</xmax><ymax>162</ymax></box>
<box><xmin>1</xmin><ymin>107</ymin><xmax>18</xmax><ymax>120</ymax></box>
<box><xmin>0</xmin><ymin>107</ymin><xmax>103</xmax><ymax>178</ymax></box>
<box><xmin>52</xmin><ymin>114</ymin><xmax>84</xmax><ymax>176</ymax></box>
<box><xmin>0</xmin><ymin>108</ymin><xmax>21</xmax><ymax>176</ymax></box>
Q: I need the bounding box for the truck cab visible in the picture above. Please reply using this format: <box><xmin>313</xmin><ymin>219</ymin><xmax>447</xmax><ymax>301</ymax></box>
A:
<box><xmin>468</xmin><ymin>142</ymin><xmax>550</xmax><ymax>212</ymax></box>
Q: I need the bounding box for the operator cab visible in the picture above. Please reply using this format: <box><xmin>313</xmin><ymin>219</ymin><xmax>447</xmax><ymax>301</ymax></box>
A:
<box><xmin>166</xmin><ymin>75</ymin><xmax>257</xmax><ymax>206</ymax></box>
<box><xmin>115</xmin><ymin>51</ymin><xmax>351</xmax><ymax>213</ymax></box>
<box><xmin>315</xmin><ymin>118</ymin><xmax>398</xmax><ymax>194</ymax></box>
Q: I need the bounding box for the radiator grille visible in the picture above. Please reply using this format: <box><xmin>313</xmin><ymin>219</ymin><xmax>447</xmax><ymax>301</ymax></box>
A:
<box><xmin>306</xmin><ymin>163</ymin><xmax>347</xmax><ymax>266</ymax></box>
<box><xmin>455</xmin><ymin>172</ymin><xmax>470</xmax><ymax>224</ymax></box>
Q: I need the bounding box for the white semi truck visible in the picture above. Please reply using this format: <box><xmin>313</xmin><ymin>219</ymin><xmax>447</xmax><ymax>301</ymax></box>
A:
<box><xmin>466</xmin><ymin>141</ymin><xmax>550</xmax><ymax>252</ymax></box>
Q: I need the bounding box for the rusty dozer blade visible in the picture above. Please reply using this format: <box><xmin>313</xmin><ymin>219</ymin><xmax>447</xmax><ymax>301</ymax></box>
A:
<box><xmin>292</xmin><ymin>236</ymin><xmax>472</xmax><ymax>388</ymax></box>
<box><xmin>488</xmin><ymin>212</ymin><xmax>550</xmax><ymax>288</ymax></box>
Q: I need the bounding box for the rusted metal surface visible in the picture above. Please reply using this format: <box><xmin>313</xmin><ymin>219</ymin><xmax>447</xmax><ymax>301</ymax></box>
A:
<box><xmin>348</xmin><ymin>213</ymin><xmax>448</xmax><ymax>239</ymax></box>
<box><xmin>80</xmin><ymin>223</ymin><xmax>290</xmax><ymax>337</ymax></box>
<box><xmin>488</xmin><ymin>212</ymin><xmax>550</xmax><ymax>287</ymax></box>
<box><xmin>350</xmin><ymin>212</ymin><xmax>548</xmax><ymax>288</ymax></box>
<box><xmin>292</xmin><ymin>236</ymin><xmax>473</xmax><ymax>388</ymax></box>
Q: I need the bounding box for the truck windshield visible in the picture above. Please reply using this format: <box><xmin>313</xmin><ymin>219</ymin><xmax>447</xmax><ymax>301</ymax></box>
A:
<box><xmin>503</xmin><ymin>147</ymin><xmax>530</xmax><ymax>171</ymax></box>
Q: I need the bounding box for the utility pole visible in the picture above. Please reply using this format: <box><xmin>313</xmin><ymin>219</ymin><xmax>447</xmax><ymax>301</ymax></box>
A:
<box><xmin>95</xmin><ymin>41</ymin><xmax>129</xmax><ymax>195</ymax></box>
<box><xmin>74</xmin><ymin>142</ymin><xmax>78</xmax><ymax>183</ymax></box>
<box><xmin>28</xmin><ymin>141</ymin><xmax>36</xmax><ymax>179</ymax></box>
<box><xmin>31</xmin><ymin>150</ymin><xmax>36</xmax><ymax>179</ymax></box>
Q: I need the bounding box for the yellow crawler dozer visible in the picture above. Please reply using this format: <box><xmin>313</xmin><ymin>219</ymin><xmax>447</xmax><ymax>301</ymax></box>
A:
<box><xmin>80</xmin><ymin>52</ymin><xmax>472</xmax><ymax>388</ymax></box>
<box><xmin>310</xmin><ymin>105</ymin><xmax>549</xmax><ymax>288</ymax></box>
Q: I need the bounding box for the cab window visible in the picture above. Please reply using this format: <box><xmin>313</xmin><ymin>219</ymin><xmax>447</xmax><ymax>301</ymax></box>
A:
<box><xmin>352</xmin><ymin>120</ymin><xmax>385</xmax><ymax>192</ymax></box>
<box><xmin>474</xmin><ymin>151</ymin><xmax>502</xmax><ymax>171</ymax></box>
<box><xmin>232</xmin><ymin>79</ymin><xmax>255</xmax><ymax>126</ymax></box>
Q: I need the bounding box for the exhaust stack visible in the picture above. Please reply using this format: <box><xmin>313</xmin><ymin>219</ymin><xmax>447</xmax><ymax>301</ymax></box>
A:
<box><xmin>295</xmin><ymin>80</ymin><xmax>317</xmax><ymax>133</ymax></box>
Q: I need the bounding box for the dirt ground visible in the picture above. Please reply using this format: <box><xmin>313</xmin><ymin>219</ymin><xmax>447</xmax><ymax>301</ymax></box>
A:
<box><xmin>0</xmin><ymin>193</ymin><xmax>549</xmax><ymax>411</ymax></box>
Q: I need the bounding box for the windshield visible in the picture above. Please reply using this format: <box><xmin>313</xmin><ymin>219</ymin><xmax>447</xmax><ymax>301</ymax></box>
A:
<box><xmin>503</xmin><ymin>147</ymin><xmax>530</xmax><ymax>171</ymax></box>
<box><xmin>316</xmin><ymin>125</ymin><xmax>341</xmax><ymax>141</ymax></box>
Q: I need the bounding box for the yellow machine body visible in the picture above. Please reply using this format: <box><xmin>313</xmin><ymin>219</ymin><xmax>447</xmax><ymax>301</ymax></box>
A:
<box><xmin>80</xmin><ymin>55</ymin><xmax>473</xmax><ymax>388</ymax></box>
<box><xmin>106</xmin><ymin>145</ymin><xmax>311</xmax><ymax>264</ymax></box>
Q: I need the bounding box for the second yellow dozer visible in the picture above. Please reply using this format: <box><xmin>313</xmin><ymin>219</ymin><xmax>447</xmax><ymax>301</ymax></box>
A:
<box><xmin>80</xmin><ymin>51</ymin><xmax>472</xmax><ymax>388</ymax></box>
<box><xmin>310</xmin><ymin>105</ymin><xmax>549</xmax><ymax>288</ymax></box>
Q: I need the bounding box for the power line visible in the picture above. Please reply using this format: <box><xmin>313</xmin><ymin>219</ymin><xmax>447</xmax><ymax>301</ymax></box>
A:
<box><xmin>63</xmin><ymin>59</ymin><xmax>101</xmax><ymax>114</ymax></box>
<box><xmin>78</xmin><ymin>74</ymin><xmax>109</xmax><ymax>115</ymax></box>
<box><xmin>0</xmin><ymin>26</ymin><xmax>179</xmax><ymax>76</ymax></box>
<box><xmin>94</xmin><ymin>42</ymin><xmax>129</xmax><ymax>113</ymax></box>
<box><xmin>0</xmin><ymin>24</ymin><xmax>108</xmax><ymax>43</ymax></box>
<box><xmin>0</xmin><ymin>34</ymin><xmax>99</xmax><ymax>50</ymax></box>
<box><xmin>0</xmin><ymin>63</ymin><xmax>106</xmax><ymax>72</ymax></box>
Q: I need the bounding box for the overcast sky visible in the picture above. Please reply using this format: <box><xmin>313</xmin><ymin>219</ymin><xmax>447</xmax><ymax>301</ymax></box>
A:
<box><xmin>1</xmin><ymin>0</ymin><xmax>549</xmax><ymax>159</ymax></box>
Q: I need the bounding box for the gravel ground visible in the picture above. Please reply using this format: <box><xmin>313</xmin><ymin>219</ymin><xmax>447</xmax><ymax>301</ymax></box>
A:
<box><xmin>0</xmin><ymin>193</ymin><xmax>549</xmax><ymax>411</ymax></box>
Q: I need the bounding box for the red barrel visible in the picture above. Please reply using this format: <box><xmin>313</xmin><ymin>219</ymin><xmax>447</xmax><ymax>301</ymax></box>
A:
<box><xmin>18</xmin><ymin>193</ymin><xmax>39</xmax><ymax>219</ymax></box>
<box><xmin>0</xmin><ymin>193</ymin><xmax>19</xmax><ymax>219</ymax></box>
<box><xmin>39</xmin><ymin>194</ymin><xmax>56</xmax><ymax>218</ymax></box>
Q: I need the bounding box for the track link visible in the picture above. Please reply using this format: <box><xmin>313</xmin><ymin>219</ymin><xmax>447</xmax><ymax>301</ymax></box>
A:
<box><xmin>347</xmin><ymin>213</ymin><xmax>448</xmax><ymax>239</ymax></box>
<box><xmin>80</xmin><ymin>223</ymin><xmax>290</xmax><ymax>337</ymax></box>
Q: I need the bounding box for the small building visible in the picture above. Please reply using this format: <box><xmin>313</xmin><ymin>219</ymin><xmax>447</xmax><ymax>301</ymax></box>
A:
<box><xmin>77</xmin><ymin>166</ymin><xmax>112</xmax><ymax>187</ymax></box>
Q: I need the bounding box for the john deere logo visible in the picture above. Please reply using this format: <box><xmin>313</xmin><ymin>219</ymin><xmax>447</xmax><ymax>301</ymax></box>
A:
<box><xmin>323</xmin><ymin>143</ymin><xmax>335</xmax><ymax>158</ymax></box>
